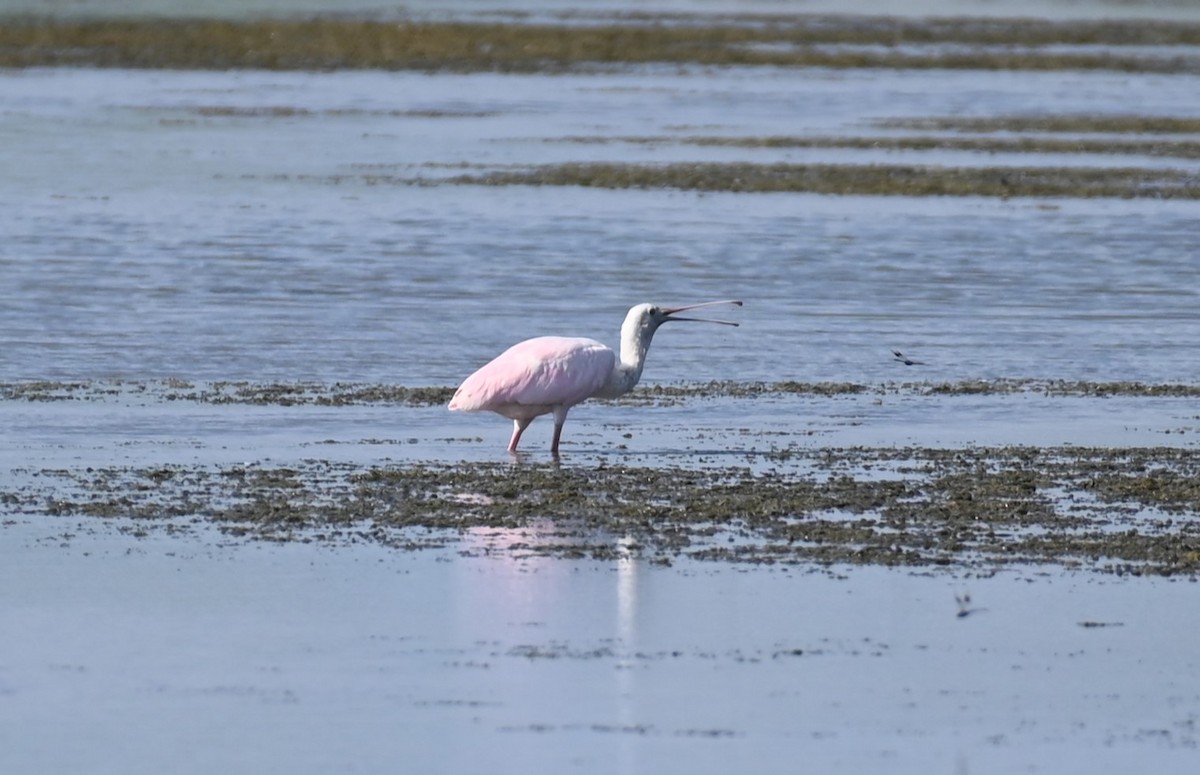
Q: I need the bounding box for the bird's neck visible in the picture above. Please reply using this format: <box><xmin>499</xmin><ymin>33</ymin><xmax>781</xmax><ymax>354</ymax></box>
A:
<box><xmin>598</xmin><ymin>322</ymin><xmax>657</xmax><ymax>399</ymax></box>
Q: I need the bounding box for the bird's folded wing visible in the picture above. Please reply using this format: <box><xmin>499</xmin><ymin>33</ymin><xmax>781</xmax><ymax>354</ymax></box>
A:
<box><xmin>449</xmin><ymin>336</ymin><xmax>615</xmax><ymax>412</ymax></box>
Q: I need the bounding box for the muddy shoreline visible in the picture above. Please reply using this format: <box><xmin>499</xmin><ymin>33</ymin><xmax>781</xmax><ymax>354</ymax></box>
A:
<box><xmin>10</xmin><ymin>446</ymin><xmax>1200</xmax><ymax>575</ymax></box>
<box><xmin>6</xmin><ymin>378</ymin><xmax>1199</xmax><ymax>576</ymax></box>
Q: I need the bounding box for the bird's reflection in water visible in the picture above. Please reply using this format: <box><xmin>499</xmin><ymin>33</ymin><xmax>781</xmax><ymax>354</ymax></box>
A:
<box><xmin>457</xmin><ymin>521</ymin><xmax>641</xmax><ymax>771</ymax></box>
<box><xmin>456</xmin><ymin>522</ymin><xmax>640</xmax><ymax>644</ymax></box>
<box><xmin>615</xmin><ymin>534</ymin><xmax>639</xmax><ymax>775</ymax></box>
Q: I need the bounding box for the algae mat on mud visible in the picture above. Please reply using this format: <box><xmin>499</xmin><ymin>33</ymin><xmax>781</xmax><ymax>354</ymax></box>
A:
<box><xmin>13</xmin><ymin>446</ymin><xmax>1200</xmax><ymax>576</ymax></box>
<box><xmin>439</xmin><ymin>162</ymin><xmax>1200</xmax><ymax>199</ymax></box>
<box><xmin>3</xmin><ymin>15</ymin><xmax>1200</xmax><ymax>72</ymax></box>
<box><xmin>6</xmin><ymin>379</ymin><xmax>1200</xmax><ymax>405</ymax></box>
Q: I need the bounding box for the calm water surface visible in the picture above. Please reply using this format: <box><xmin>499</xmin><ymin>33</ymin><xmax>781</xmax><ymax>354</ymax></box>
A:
<box><xmin>5</xmin><ymin>519</ymin><xmax>1200</xmax><ymax>775</ymax></box>
<box><xmin>2</xmin><ymin>66</ymin><xmax>1198</xmax><ymax>386</ymax></box>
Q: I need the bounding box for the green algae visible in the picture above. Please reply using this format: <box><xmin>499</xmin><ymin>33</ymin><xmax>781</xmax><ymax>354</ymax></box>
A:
<box><xmin>4</xmin><ymin>379</ymin><xmax>1200</xmax><ymax>406</ymax></box>
<box><xmin>0</xmin><ymin>380</ymin><xmax>457</xmax><ymax>406</ymax></box>
<box><xmin>213</xmin><ymin>162</ymin><xmax>1198</xmax><ymax>199</ymax></box>
<box><xmin>2</xmin><ymin>16</ymin><xmax>1199</xmax><ymax>73</ymax></box>
<box><xmin>11</xmin><ymin>446</ymin><xmax>1200</xmax><ymax>575</ymax></box>
<box><xmin>442</xmin><ymin>161</ymin><xmax>1199</xmax><ymax>199</ymax></box>
<box><xmin>879</xmin><ymin>115</ymin><xmax>1200</xmax><ymax>135</ymax></box>
<box><xmin>556</xmin><ymin>133</ymin><xmax>1200</xmax><ymax>161</ymax></box>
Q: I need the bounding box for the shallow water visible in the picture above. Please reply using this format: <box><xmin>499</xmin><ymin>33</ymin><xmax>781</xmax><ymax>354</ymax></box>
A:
<box><xmin>1</xmin><ymin>385</ymin><xmax>1196</xmax><ymax>473</ymax></box>
<box><xmin>3</xmin><ymin>66</ymin><xmax>1199</xmax><ymax>385</ymax></box>
<box><xmin>3</xmin><ymin>518</ymin><xmax>1199</xmax><ymax>774</ymax></box>
<box><xmin>3</xmin><ymin>3</ymin><xmax>1200</xmax><ymax>772</ymax></box>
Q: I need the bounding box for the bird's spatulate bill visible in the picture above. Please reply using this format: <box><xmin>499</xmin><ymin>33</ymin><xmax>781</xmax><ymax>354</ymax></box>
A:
<box><xmin>663</xmin><ymin>299</ymin><xmax>743</xmax><ymax>326</ymax></box>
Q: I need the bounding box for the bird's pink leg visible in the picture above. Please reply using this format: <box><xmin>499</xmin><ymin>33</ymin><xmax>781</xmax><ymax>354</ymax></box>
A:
<box><xmin>550</xmin><ymin>406</ymin><xmax>569</xmax><ymax>456</ymax></box>
<box><xmin>508</xmin><ymin>418</ymin><xmax>532</xmax><ymax>453</ymax></box>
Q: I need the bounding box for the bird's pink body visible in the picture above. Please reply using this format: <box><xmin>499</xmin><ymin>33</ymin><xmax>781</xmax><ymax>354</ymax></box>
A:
<box><xmin>448</xmin><ymin>336</ymin><xmax>616</xmax><ymax>422</ymax></box>
<box><xmin>449</xmin><ymin>300</ymin><xmax>742</xmax><ymax>455</ymax></box>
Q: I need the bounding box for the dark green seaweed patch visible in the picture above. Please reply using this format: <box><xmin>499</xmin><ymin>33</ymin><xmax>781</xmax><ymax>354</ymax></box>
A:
<box><xmin>11</xmin><ymin>447</ymin><xmax>1200</xmax><ymax>575</ymax></box>
<box><xmin>2</xmin><ymin>16</ymin><xmax>1199</xmax><ymax>72</ymax></box>
<box><xmin>878</xmin><ymin>115</ymin><xmax>1200</xmax><ymax>135</ymax></box>
<box><xmin>554</xmin><ymin>133</ymin><xmax>1200</xmax><ymax>160</ymax></box>
<box><xmin>445</xmin><ymin>162</ymin><xmax>1197</xmax><ymax>198</ymax></box>
<box><xmin>4</xmin><ymin>379</ymin><xmax>1200</xmax><ymax>405</ymax></box>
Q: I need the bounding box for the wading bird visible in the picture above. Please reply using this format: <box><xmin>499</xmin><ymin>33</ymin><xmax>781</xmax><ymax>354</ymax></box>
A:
<box><xmin>449</xmin><ymin>300</ymin><xmax>742</xmax><ymax>455</ymax></box>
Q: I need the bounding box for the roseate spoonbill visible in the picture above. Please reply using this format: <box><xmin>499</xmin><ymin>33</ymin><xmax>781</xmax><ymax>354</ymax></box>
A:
<box><xmin>449</xmin><ymin>300</ymin><xmax>742</xmax><ymax>455</ymax></box>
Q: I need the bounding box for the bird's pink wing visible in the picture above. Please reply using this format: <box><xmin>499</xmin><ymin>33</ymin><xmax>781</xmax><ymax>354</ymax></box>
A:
<box><xmin>449</xmin><ymin>336</ymin><xmax>615</xmax><ymax>412</ymax></box>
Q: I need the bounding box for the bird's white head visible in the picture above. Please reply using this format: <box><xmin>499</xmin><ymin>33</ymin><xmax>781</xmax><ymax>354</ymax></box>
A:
<box><xmin>596</xmin><ymin>299</ymin><xmax>742</xmax><ymax>399</ymax></box>
<box><xmin>619</xmin><ymin>299</ymin><xmax>742</xmax><ymax>364</ymax></box>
